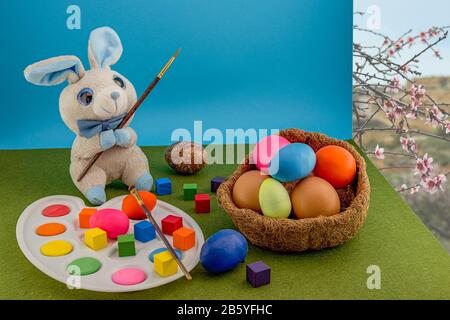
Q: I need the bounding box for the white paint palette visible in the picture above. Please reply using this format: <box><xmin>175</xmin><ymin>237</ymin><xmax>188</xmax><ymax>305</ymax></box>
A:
<box><xmin>16</xmin><ymin>195</ymin><xmax>204</xmax><ymax>292</ymax></box>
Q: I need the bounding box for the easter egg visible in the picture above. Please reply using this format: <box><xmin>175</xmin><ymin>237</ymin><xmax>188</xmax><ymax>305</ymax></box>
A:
<box><xmin>232</xmin><ymin>170</ymin><xmax>268</xmax><ymax>211</ymax></box>
<box><xmin>268</xmin><ymin>143</ymin><xmax>316</xmax><ymax>183</ymax></box>
<box><xmin>200</xmin><ymin>229</ymin><xmax>248</xmax><ymax>273</ymax></box>
<box><xmin>291</xmin><ymin>176</ymin><xmax>340</xmax><ymax>219</ymax></box>
<box><xmin>122</xmin><ymin>191</ymin><xmax>157</xmax><ymax>220</ymax></box>
<box><xmin>258</xmin><ymin>178</ymin><xmax>291</xmax><ymax>218</ymax></box>
<box><xmin>252</xmin><ymin>135</ymin><xmax>291</xmax><ymax>173</ymax></box>
<box><xmin>314</xmin><ymin>145</ymin><xmax>356</xmax><ymax>188</ymax></box>
<box><xmin>165</xmin><ymin>141</ymin><xmax>208</xmax><ymax>175</ymax></box>
<box><xmin>90</xmin><ymin>208</ymin><xmax>129</xmax><ymax>239</ymax></box>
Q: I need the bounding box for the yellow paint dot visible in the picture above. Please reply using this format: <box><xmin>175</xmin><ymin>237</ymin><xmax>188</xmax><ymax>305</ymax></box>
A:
<box><xmin>40</xmin><ymin>240</ymin><xmax>73</xmax><ymax>257</ymax></box>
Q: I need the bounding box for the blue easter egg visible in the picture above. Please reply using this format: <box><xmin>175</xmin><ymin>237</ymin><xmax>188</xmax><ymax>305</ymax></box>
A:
<box><xmin>268</xmin><ymin>143</ymin><xmax>316</xmax><ymax>182</ymax></box>
<box><xmin>200</xmin><ymin>229</ymin><xmax>248</xmax><ymax>274</ymax></box>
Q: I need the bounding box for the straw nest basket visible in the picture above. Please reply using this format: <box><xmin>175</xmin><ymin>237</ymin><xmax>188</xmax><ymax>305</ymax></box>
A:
<box><xmin>216</xmin><ymin>128</ymin><xmax>371</xmax><ymax>252</ymax></box>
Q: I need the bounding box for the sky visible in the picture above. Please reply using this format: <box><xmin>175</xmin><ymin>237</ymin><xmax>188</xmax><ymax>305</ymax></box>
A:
<box><xmin>354</xmin><ymin>0</ymin><xmax>450</xmax><ymax>77</ymax></box>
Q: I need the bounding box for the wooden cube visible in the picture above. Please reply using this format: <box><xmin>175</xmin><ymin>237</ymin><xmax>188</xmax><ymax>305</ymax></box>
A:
<box><xmin>155</xmin><ymin>177</ymin><xmax>172</xmax><ymax>195</ymax></box>
<box><xmin>79</xmin><ymin>208</ymin><xmax>97</xmax><ymax>229</ymax></box>
<box><xmin>154</xmin><ymin>251</ymin><xmax>178</xmax><ymax>277</ymax></box>
<box><xmin>134</xmin><ymin>220</ymin><xmax>156</xmax><ymax>242</ymax></box>
<box><xmin>246</xmin><ymin>261</ymin><xmax>271</xmax><ymax>288</ymax></box>
<box><xmin>117</xmin><ymin>234</ymin><xmax>136</xmax><ymax>257</ymax></box>
<box><xmin>161</xmin><ymin>215</ymin><xmax>183</xmax><ymax>235</ymax></box>
<box><xmin>84</xmin><ymin>227</ymin><xmax>107</xmax><ymax>251</ymax></box>
<box><xmin>173</xmin><ymin>227</ymin><xmax>196</xmax><ymax>251</ymax></box>
<box><xmin>195</xmin><ymin>194</ymin><xmax>210</xmax><ymax>213</ymax></box>
<box><xmin>211</xmin><ymin>176</ymin><xmax>225</xmax><ymax>193</ymax></box>
<box><xmin>183</xmin><ymin>183</ymin><xmax>197</xmax><ymax>200</ymax></box>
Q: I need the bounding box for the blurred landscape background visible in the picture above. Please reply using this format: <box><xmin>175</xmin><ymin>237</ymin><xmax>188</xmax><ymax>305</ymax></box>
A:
<box><xmin>354</xmin><ymin>1</ymin><xmax>450</xmax><ymax>251</ymax></box>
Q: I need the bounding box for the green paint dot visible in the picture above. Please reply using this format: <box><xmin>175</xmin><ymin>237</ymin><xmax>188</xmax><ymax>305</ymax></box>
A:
<box><xmin>67</xmin><ymin>257</ymin><xmax>102</xmax><ymax>276</ymax></box>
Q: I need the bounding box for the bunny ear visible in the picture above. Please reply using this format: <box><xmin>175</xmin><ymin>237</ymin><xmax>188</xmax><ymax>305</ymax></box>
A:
<box><xmin>24</xmin><ymin>55</ymin><xmax>85</xmax><ymax>86</ymax></box>
<box><xmin>88</xmin><ymin>26</ymin><xmax>123</xmax><ymax>69</ymax></box>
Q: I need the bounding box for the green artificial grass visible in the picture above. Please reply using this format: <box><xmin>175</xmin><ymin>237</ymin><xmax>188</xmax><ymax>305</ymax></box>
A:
<box><xmin>1</xmin><ymin>143</ymin><xmax>450</xmax><ymax>300</ymax></box>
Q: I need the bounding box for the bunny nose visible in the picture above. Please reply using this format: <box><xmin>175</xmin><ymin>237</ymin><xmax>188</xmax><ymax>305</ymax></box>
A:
<box><xmin>110</xmin><ymin>91</ymin><xmax>120</xmax><ymax>100</ymax></box>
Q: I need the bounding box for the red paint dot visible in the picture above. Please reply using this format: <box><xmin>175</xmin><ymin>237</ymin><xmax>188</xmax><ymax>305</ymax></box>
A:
<box><xmin>42</xmin><ymin>204</ymin><xmax>71</xmax><ymax>217</ymax></box>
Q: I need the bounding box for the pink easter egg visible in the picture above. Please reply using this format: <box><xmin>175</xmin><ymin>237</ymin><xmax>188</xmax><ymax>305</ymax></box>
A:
<box><xmin>89</xmin><ymin>208</ymin><xmax>129</xmax><ymax>239</ymax></box>
<box><xmin>252</xmin><ymin>135</ymin><xmax>290</xmax><ymax>173</ymax></box>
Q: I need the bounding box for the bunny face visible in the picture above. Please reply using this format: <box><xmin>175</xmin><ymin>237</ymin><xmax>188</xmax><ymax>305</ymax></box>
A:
<box><xmin>24</xmin><ymin>27</ymin><xmax>137</xmax><ymax>135</ymax></box>
<box><xmin>59</xmin><ymin>68</ymin><xmax>137</xmax><ymax>134</ymax></box>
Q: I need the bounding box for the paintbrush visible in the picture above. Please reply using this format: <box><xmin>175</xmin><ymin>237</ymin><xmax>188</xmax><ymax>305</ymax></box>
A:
<box><xmin>77</xmin><ymin>48</ymin><xmax>181</xmax><ymax>182</ymax></box>
<box><xmin>129</xmin><ymin>186</ymin><xmax>192</xmax><ymax>280</ymax></box>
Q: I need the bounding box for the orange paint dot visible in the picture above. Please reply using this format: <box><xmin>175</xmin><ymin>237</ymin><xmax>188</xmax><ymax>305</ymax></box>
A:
<box><xmin>36</xmin><ymin>223</ymin><xmax>67</xmax><ymax>236</ymax></box>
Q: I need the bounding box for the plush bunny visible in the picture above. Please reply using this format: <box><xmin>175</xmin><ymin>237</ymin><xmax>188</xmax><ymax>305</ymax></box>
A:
<box><xmin>24</xmin><ymin>26</ymin><xmax>153</xmax><ymax>205</ymax></box>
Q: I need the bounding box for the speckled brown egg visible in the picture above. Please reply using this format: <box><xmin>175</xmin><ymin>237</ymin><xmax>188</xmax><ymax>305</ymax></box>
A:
<box><xmin>291</xmin><ymin>176</ymin><xmax>340</xmax><ymax>219</ymax></box>
<box><xmin>232</xmin><ymin>170</ymin><xmax>268</xmax><ymax>212</ymax></box>
<box><xmin>165</xmin><ymin>141</ymin><xmax>208</xmax><ymax>175</ymax></box>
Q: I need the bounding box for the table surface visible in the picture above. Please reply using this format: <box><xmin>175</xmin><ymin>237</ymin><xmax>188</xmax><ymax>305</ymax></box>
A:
<box><xmin>1</xmin><ymin>144</ymin><xmax>449</xmax><ymax>300</ymax></box>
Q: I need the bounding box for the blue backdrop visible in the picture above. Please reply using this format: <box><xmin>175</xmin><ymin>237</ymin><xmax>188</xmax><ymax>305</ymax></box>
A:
<box><xmin>0</xmin><ymin>0</ymin><xmax>352</xmax><ymax>149</ymax></box>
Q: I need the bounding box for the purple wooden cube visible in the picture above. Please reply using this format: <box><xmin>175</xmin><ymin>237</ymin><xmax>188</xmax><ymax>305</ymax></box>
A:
<box><xmin>211</xmin><ymin>176</ymin><xmax>226</xmax><ymax>193</ymax></box>
<box><xmin>246</xmin><ymin>261</ymin><xmax>271</xmax><ymax>288</ymax></box>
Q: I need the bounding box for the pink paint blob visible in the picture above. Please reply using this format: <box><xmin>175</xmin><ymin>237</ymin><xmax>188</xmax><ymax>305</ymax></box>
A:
<box><xmin>89</xmin><ymin>208</ymin><xmax>129</xmax><ymax>239</ymax></box>
<box><xmin>252</xmin><ymin>135</ymin><xmax>290</xmax><ymax>173</ymax></box>
<box><xmin>112</xmin><ymin>268</ymin><xmax>147</xmax><ymax>286</ymax></box>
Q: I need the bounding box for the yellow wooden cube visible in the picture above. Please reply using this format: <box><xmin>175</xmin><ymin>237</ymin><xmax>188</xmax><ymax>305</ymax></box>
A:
<box><xmin>154</xmin><ymin>251</ymin><xmax>178</xmax><ymax>277</ymax></box>
<box><xmin>84</xmin><ymin>227</ymin><xmax>107</xmax><ymax>250</ymax></box>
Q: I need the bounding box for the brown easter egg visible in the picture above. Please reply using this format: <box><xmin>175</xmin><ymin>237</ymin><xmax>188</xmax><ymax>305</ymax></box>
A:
<box><xmin>165</xmin><ymin>141</ymin><xmax>208</xmax><ymax>175</ymax></box>
<box><xmin>232</xmin><ymin>170</ymin><xmax>268</xmax><ymax>212</ymax></box>
<box><xmin>291</xmin><ymin>176</ymin><xmax>340</xmax><ymax>219</ymax></box>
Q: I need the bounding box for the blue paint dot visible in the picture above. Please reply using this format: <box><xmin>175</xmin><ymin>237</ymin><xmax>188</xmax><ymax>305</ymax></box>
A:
<box><xmin>149</xmin><ymin>248</ymin><xmax>182</xmax><ymax>262</ymax></box>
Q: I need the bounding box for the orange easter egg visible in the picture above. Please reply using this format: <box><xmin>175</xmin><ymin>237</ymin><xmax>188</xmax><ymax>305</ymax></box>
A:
<box><xmin>313</xmin><ymin>145</ymin><xmax>356</xmax><ymax>188</ymax></box>
<box><xmin>122</xmin><ymin>191</ymin><xmax>157</xmax><ymax>220</ymax></box>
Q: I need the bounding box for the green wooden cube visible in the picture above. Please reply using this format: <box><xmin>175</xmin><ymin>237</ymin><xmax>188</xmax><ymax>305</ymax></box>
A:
<box><xmin>183</xmin><ymin>183</ymin><xmax>198</xmax><ymax>200</ymax></box>
<box><xmin>117</xmin><ymin>234</ymin><xmax>136</xmax><ymax>257</ymax></box>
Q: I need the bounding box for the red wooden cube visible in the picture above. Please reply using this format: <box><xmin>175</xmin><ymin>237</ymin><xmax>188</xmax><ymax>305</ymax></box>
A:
<box><xmin>195</xmin><ymin>194</ymin><xmax>210</xmax><ymax>213</ymax></box>
<box><xmin>161</xmin><ymin>215</ymin><xmax>183</xmax><ymax>235</ymax></box>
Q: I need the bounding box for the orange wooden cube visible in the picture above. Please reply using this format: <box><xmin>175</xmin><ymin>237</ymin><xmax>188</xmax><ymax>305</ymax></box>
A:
<box><xmin>173</xmin><ymin>227</ymin><xmax>195</xmax><ymax>251</ymax></box>
<box><xmin>79</xmin><ymin>208</ymin><xmax>97</xmax><ymax>229</ymax></box>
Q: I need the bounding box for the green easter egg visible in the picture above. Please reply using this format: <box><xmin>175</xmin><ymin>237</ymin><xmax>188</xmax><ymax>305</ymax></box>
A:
<box><xmin>258</xmin><ymin>178</ymin><xmax>291</xmax><ymax>218</ymax></box>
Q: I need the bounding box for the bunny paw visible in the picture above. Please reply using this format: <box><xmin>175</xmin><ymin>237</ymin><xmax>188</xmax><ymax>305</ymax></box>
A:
<box><xmin>135</xmin><ymin>173</ymin><xmax>153</xmax><ymax>191</ymax></box>
<box><xmin>115</xmin><ymin>128</ymin><xmax>132</xmax><ymax>147</ymax></box>
<box><xmin>99</xmin><ymin>130</ymin><xmax>116</xmax><ymax>150</ymax></box>
<box><xmin>85</xmin><ymin>185</ymin><xmax>106</xmax><ymax>205</ymax></box>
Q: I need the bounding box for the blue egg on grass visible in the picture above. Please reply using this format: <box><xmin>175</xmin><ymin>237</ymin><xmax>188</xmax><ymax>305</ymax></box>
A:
<box><xmin>268</xmin><ymin>143</ymin><xmax>316</xmax><ymax>182</ymax></box>
<box><xmin>200</xmin><ymin>229</ymin><xmax>248</xmax><ymax>274</ymax></box>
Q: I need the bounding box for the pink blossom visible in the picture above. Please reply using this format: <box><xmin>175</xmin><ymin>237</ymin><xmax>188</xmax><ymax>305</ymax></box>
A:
<box><xmin>400</xmin><ymin>136</ymin><xmax>409</xmax><ymax>151</ymax></box>
<box><xmin>420</xmin><ymin>174</ymin><xmax>446</xmax><ymax>194</ymax></box>
<box><xmin>425</xmin><ymin>105</ymin><xmax>446</xmax><ymax>128</ymax></box>
<box><xmin>410</xmin><ymin>84</ymin><xmax>426</xmax><ymax>100</ymax></box>
<box><xmin>415</xmin><ymin>153</ymin><xmax>433</xmax><ymax>175</ymax></box>
<box><xmin>383</xmin><ymin>99</ymin><xmax>397</xmax><ymax>111</ymax></box>
<box><xmin>387</xmin><ymin>77</ymin><xmax>401</xmax><ymax>93</ymax></box>
<box><xmin>374</xmin><ymin>144</ymin><xmax>385</xmax><ymax>159</ymax></box>
<box><xmin>420</xmin><ymin>31</ymin><xmax>427</xmax><ymax>43</ymax></box>
<box><xmin>444</xmin><ymin>121</ymin><xmax>450</xmax><ymax>134</ymax></box>
<box><xmin>388</xmin><ymin>49</ymin><xmax>395</xmax><ymax>57</ymax></box>
<box><xmin>400</xmin><ymin>64</ymin><xmax>410</xmax><ymax>74</ymax></box>
<box><xmin>410</xmin><ymin>185</ymin><xmax>420</xmax><ymax>194</ymax></box>
<box><xmin>407</xmin><ymin>36</ymin><xmax>415</xmax><ymax>46</ymax></box>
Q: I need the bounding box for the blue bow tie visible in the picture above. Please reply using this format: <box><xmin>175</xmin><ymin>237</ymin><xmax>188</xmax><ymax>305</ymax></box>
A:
<box><xmin>77</xmin><ymin>113</ymin><xmax>126</xmax><ymax>138</ymax></box>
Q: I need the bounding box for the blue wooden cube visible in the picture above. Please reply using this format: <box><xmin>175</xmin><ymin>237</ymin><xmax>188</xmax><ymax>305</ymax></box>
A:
<box><xmin>134</xmin><ymin>220</ymin><xmax>156</xmax><ymax>243</ymax></box>
<box><xmin>246</xmin><ymin>261</ymin><xmax>271</xmax><ymax>288</ymax></box>
<box><xmin>155</xmin><ymin>177</ymin><xmax>172</xmax><ymax>195</ymax></box>
<box><xmin>211</xmin><ymin>176</ymin><xmax>225</xmax><ymax>193</ymax></box>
